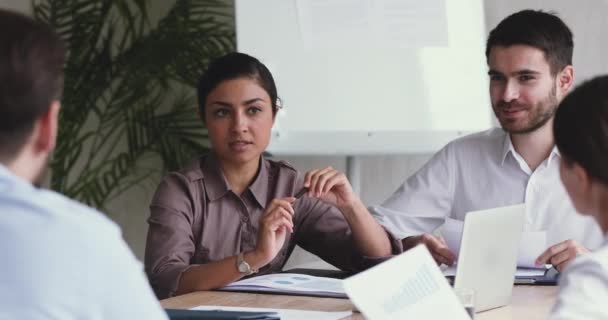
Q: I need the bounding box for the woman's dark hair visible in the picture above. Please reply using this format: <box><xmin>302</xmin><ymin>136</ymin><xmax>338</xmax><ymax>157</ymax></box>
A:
<box><xmin>197</xmin><ymin>52</ymin><xmax>279</xmax><ymax>122</ymax></box>
<box><xmin>554</xmin><ymin>75</ymin><xmax>608</xmax><ymax>185</ymax></box>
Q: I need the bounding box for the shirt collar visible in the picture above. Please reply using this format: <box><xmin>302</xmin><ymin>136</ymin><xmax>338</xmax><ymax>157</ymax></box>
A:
<box><xmin>201</xmin><ymin>153</ymin><xmax>268</xmax><ymax>208</ymax></box>
<box><xmin>500</xmin><ymin>132</ymin><xmax>515</xmax><ymax>166</ymax></box>
<box><xmin>201</xmin><ymin>153</ymin><xmax>231</xmax><ymax>201</ymax></box>
<box><xmin>500</xmin><ymin>132</ymin><xmax>562</xmax><ymax>166</ymax></box>
<box><xmin>248</xmin><ymin>157</ymin><xmax>269</xmax><ymax>209</ymax></box>
<box><xmin>547</xmin><ymin>146</ymin><xmax>561</xmax><ymax>166</ymax></box>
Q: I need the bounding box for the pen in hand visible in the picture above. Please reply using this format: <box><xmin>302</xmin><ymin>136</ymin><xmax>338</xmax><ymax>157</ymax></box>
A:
<box><xmin>294</xmin><ymin>187</ymin><xmax>309</xmax><ymax>200</ymax></box>
<box><xmin>283</xmin><ymin>187</ymin><xmax>308</xmax><ymax>219</ymax></box>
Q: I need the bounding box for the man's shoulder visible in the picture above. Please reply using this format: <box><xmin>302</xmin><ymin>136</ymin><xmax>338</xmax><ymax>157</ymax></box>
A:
<box><xmin>44</xmin><ymin>189</ymin><xmax>115</xmax><ymax>226</ymax></box>
<box><xmin>0</xmin><ymin>188</ymin><xmax>157</xmax><ymax>319</ymax></box>
<box><xmin>447</xmin><ymin>128</ymin><xmax>505</xmax><ymax>149</ymax></box>
<box><xmin>438</xmin><ymin>128</ymin><xmax>505</xmax><ymax>159</ymax></box>
<box><xmin>417</xmin><ymin>128</ymin><xmax>505</xmax><ymax>172</ymax></box>
<box><xmin>1</xmin><ymin>187</ymin><xmax>119</xmax><ymax>239</ymax></box>
<box><xmin>0</xmin><ymin>189</ymin><xmax>124</xmax><ymax>289</ymax></box>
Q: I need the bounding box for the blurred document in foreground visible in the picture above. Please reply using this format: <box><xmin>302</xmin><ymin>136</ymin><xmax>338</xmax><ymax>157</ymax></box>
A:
<box><xmin>344</xmin><ymin>245</ymin><xmax>470</xmax><ymax>319</ymax></box>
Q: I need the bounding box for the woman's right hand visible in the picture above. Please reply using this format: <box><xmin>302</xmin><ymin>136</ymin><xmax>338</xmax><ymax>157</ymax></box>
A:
<box><xmin>254</xmin><ymin>197</ymin><xmax>296</xmax><ymax>266</ymax></box>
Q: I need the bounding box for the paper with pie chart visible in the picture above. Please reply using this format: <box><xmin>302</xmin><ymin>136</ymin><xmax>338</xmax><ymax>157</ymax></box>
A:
<box><xmin>219</xmin><ymin>273</ymin><xmax>347</xmax><ymax>298</ymax></box>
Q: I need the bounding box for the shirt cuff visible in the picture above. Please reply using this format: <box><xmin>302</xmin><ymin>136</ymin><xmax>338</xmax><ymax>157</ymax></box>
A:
<box><xmin>384</xmin><ymin>227</ymin><xmax>404</xmax><ymax>254</ymax></box>
<box><xmin>150</xmin><ymin>264</ymin><xmax>197</xmax><ymax>299</ymax></box>
<box><xmin>353</xmin><ymin>227</ymin><xmax>404</xmax><ymax>270</ymax></box>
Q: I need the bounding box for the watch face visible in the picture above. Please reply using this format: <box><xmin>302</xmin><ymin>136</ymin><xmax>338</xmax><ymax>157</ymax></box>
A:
<box><xmin>238</xmin><ymin>261</ymin><xmax>249</xmax><ymax>273</ymax></box>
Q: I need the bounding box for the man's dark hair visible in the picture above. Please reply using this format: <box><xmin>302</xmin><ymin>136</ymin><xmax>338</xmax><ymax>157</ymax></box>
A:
<box><xmin>554</xmin><ymin>75</ymin><xmax>608</xmax><ymax>185</ymax></box>
<box><xmin>486</xmin><ymin>10</ymin><xmax>573</xmax><ymax>75</ymax></box>
<box><xmin>0</xmin><ymin>9</ymin><xmax>65</xmax><ymax>161</ymax></box>
<box><xmin>197</xmin><ymin>52</ymin><xmax>279</xmax><ymax>123</ymax></box>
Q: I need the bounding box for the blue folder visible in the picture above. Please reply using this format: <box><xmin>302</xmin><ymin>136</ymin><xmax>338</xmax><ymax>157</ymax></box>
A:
<box><xmin>165</xmin><ymin>309</ymin><xmax>280</xmax><ymax>320</ymax></box>
<box><xmin>514</xmin><ymin>267</ymin><xmax>560</xmax><ymax>285</ymax></box>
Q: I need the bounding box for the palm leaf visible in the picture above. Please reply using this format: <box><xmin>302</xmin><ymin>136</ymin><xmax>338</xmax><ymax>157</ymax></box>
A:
<box><xmin>34</xmin><ymin>0</ymin><xmax>235</xmax><ymax>210</ymax></box>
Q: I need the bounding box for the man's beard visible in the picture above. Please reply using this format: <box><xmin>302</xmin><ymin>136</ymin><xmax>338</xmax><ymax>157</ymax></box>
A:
<box><xmin>494</xmin><ymin>86</ymin><xmax>559</xmax><ymax>134</ymax></box>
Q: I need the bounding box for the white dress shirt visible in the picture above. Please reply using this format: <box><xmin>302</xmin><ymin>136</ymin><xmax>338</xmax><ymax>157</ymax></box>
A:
<box><xmin>550</xmin><ymin>236</ymin><xmax>608</xmax><ymax>319</ymax></box>
<box><xmin>370</xmin><ymin>128</ymin><xmax>603</xmax><ymax>250</ymax></box>
<box><xmin>0</xmin><ymin>165</ymin><xmax>168</xmax><ymax>320</ymax></box>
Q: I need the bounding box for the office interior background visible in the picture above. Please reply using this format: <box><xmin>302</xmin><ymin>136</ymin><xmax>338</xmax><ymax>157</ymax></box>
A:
<box><xmin>2</xmin><ymin>0</ymin><xmax>608</xmax><ymax>269</ymax></box>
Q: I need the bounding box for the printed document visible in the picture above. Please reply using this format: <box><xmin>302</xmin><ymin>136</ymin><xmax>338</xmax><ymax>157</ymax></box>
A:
<box><xmin>344</xmin><ymin>245</ymin><xmax>470</xmax><ymax>319</ymax></box>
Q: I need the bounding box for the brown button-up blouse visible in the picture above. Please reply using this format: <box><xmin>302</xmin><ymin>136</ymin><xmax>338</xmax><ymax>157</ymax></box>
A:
<box><xmin>145</xmin><ymin>153</ymin><xmax>401</xmax><ymax>298</ymax></box>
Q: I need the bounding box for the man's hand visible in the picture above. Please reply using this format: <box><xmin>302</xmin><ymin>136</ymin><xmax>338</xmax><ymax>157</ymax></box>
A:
<box><xmin>535</xmin><ymin>239</ymin><xmax>589</xmax><ymax>272</ymax></box>
<box><xmin>402</xmin><ymin>234</ymin><xmax>456</xmax><ymax>266</ymax></box>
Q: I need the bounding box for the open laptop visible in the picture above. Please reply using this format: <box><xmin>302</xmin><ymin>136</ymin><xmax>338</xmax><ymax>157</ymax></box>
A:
<box><xmin>452</xmin><ymin>204</ymin><xmax>525</xmax><ymax>312</ymax></box>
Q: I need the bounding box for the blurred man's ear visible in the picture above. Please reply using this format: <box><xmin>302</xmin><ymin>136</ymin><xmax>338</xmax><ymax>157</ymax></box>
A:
<box><xmin>34</xmin><ymin>100</ymin><xmax>61</xmax><ymax>155</ymax></box>
<box><xmin>557</xmin><ymin>65</ymin><xmax>575</xmax><ymax>98</ymax></box>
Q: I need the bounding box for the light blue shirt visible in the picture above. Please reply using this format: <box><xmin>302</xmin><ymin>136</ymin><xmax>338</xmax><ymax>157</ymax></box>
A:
<box><xmin>0</xmin><ymin>165</ymin><xmax>167</xmax><ymax>320</ymax></box>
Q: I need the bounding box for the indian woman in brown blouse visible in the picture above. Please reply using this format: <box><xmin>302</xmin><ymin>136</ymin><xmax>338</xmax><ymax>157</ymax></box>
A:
<box><xmin>144</xmin><ymin>52</ymin><xmax>402</xmax><ymax>299</ymax></box>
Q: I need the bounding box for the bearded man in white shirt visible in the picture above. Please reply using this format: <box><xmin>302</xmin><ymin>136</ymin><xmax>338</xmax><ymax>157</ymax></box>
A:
<box><xmin>371</xmin><ymin>9</ymin><xmax>603</xmax><ymax>272</ymax></box>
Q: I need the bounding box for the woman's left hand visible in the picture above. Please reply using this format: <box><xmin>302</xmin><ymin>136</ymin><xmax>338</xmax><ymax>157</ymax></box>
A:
<box><xmin>303</xmin><ymin>167</ymin><xmax>356</xmax><ymax>210</ymax></box>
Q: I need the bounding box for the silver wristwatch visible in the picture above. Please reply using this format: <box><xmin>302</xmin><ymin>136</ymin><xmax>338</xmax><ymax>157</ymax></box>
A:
<box><xmin>236</xmin><ymin>252</ymin><xmax>257</xmax><ymax>275</ymax></box>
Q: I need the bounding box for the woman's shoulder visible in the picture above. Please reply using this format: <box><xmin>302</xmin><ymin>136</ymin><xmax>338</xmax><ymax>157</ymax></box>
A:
<box><xmin>262</xmin><ymin>158</ymin><xmax>305</xmax><ymax>192</ymax></box>
<box><xmin>561</xmin><ymin>244</ymin><xmax>608</xmax><ymax>284</ymax></box>
<box><xmin>153</xmin><ymin>157</ymin><xmax>208</xmax><ymax>200</ymax></box>
<box><xmin>575</xmin><ymin>244</ymin><xmax>608</xmax><ymax>270</ymax></box>
<box><xmin>550</xmin><ymin>244</ymin><xmax>608</xmax><ymax>319</ymax></box>
<box><xmin>160</xmin><ymin>155</ymin><xmax>216</xmax><ymax>185</ymax></box>
<box><xmin>173</xmin><ymin>157</ymin><xmax>207</xmax><ymax>181</ymax></box>
<box><xmin>264</xmin><ymin>157</ymin><xmax>299</xmax><ymax>176</ymax></box>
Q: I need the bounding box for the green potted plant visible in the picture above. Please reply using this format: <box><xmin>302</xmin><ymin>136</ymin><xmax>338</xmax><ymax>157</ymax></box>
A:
<box><xmin>33</xmin><ymin>0</ymin><xmax>235</xmax><ymax>210</ymax></box>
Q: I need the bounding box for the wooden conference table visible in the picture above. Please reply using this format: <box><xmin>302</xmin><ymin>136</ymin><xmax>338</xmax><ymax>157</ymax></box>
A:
<box><xmin>161</xmin><ymin>285</ymin><xmax>558</xmax><ymax>320</ymax></box>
